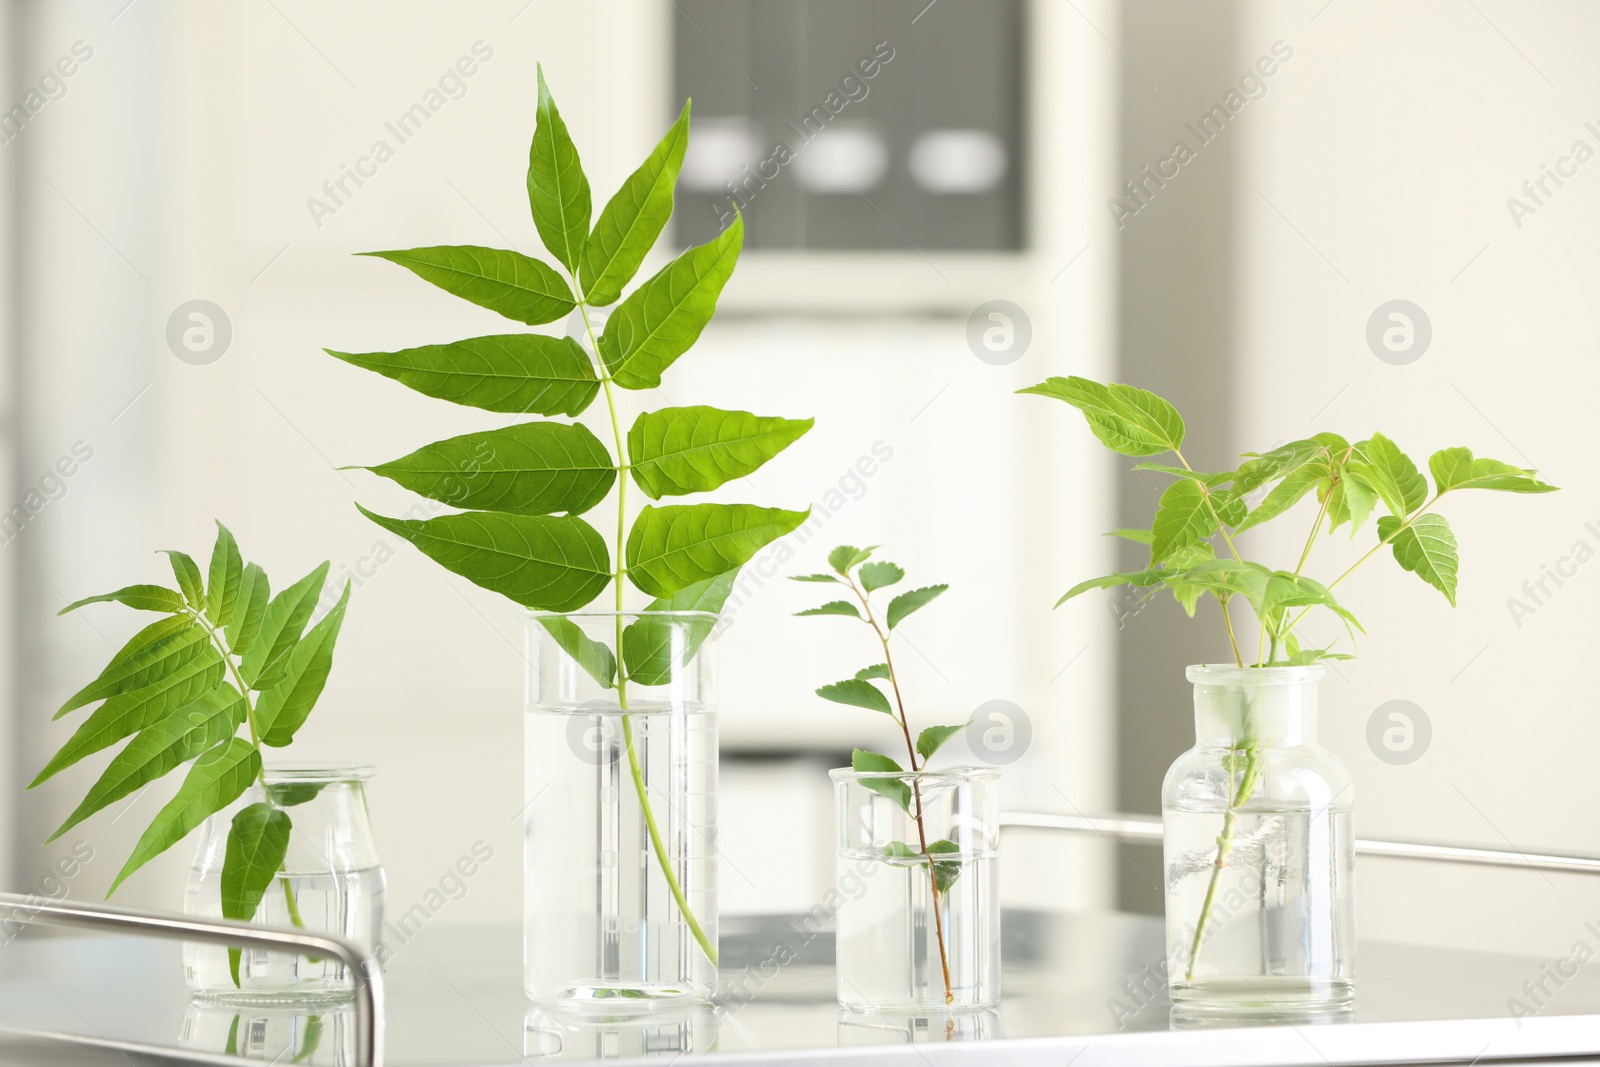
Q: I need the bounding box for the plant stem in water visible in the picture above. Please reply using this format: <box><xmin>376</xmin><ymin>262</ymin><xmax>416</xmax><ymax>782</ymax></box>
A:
<box><xmin>1184</xmin><ymin>699</ymin><xmax>1265</xmax><ymax>982</ymax></box>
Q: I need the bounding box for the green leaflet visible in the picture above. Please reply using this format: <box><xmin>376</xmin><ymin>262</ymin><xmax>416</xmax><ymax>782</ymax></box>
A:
<box><xmin>580</xmin><ymin>101</ymin><xmax>690</xmax><ymax>306</ymax></box>
<box><xmin>1348</xmin><ymin>433</ymin><xmax>1427</xmax><ymax>517</ymax></box>
<box><xmin>56</xmin><ymin>619</ymin><xmax>209</xmax><ymax>719</ymax></box>
<box><xmin>228</xmin><ymin>564</ymin><xmax>270</xmax><ymax>659</ymax></box>
<box><xmin>266</xmin><ymin>783</ymin><xmax>327</xmax><ymax>807</ymax></box>
<box><xmin>1017</xmin><ymin>376</ymin><xmax>1185</xmax><ymax>456</ymax></box>
<box><xmin>926</xmin><ymin>838</ymin><xmax>965</xmax><ymax>893</ymax></box>
<box><xmin>326</xmin><ymin>335</ymin><xmax>599</xmax><ymax>417</ymax></box>
<box><xmin>206</xmin><ymin>523</ymin><xmax>244</xmax><ymax>630</ymax></box>
<box><xmin>791</xmin><ymin>572</ymin><xmax>842</xmax><ymax>584</ymax></box>
<box><xmin>627</xmin><ymin>406</ymin><xmax>812</xmax><ymax>500</ymax></box>
<box><xmin>1232</xmin><ymin>463</ymin><xmax>1323</xmax><ymax>535</ymax></box>
<box><xmin>163</xmin><ymin>550</ymin><xmax>205</xmax><ymax>609</ymax></box>
<box><xmin>886</xmin><ymin>585</ymin><xmax>947</xmax><ymax>630</ymax></box>
<box><xmin>829</xmin><ymin>546</ymin><xmax>877</xmax><ymax>574</ymax></box>
<box><xmin>851</xmin><ymin>749</ymin><xmax>910</xmax><ymax>812</ymax></box>
<box><xmin>538</xmin><ymin>616</ymin><xmax>617</xmax><ymax>690</ymax></box>
<box><xmin>858</xmin><ymin>561</ymin><xmax>904</xmax><ymax>592</ymax></box>
<box><xmin>221</xmin><ymin>803</ymin><xmax>291</xmax><ymax>986</ymax></box>
<box><xmin>1133</xmin><ymin>463</ymin><xmax>1233</xmax><ymax>486</ymax></box>
<box><xmin>599</xmin><ymin>214</ymin><xmax>744</xmax><ymax>390</ymax></box>
<box><xmin>1429</xmin><ymin>447</ymin><xmax>1557</xmax><ymax>495</ymax></box>
<box><xmin>916</xmin><ymin>724</ymin><xmax>963</xmax><ymax>762</ymax></box>
<box><xmin>110</xmin><ymin>738</ymin><xmax>260</xmax><ymax>894</ymax></box>
<box><xmin>621</xmin><ymin>569</ymin><xmax>737</xmax><ymax>686</ymax></box>
<box><xmin>856</xmin><ymin>664</ymin><xmax>891</xmax><ymax>681</ymax></box>
<box><xmin>360</xmin><ymin>246</ymin><xmax>575</xmax><ymax>326</ymax></box>
<box><xmin>1378</xmin><ymin>513</ymin><xmax>1459</xmax><ymax>606</ymax></box>
<box><xmin>795</xmin><ymin>601</ymin><xmax>861</xmax><ymax>619</ymax></box>
<box><xmin>257</xmin><ymin>583</ymin><xmax>351</xmax><ymax>747</ymax></box>
<box><xmin>361</xmin><ymin>421</ymin><xmax>615</xmax><ymax>517</ymax></box>
<box><xmin>1055</xmin><ymin>570</ymin><xmax>1163</xmax><ymax>608</ymax></box>
<box><xmin>359</xmin><ymin>505</ymin><xmax>610</xmax><ymax>611</ymax></box>
<box><xmin>625</xmin><ymin>503</ymin><xmax>808</xmax><ymax>598</ymax></box>
<box><xmin>818</xmin><ymin>678</ymin><xmax>893</xmax><ymax>716</ymax></box>
<box><xmin>58</xmin><ymin>585</ymin><xmax>187</xmax><ymax>615</ymax></box>
<box><xmin>239</xmin><ymin>563</ymin><xmax>330</xmax><ymax>689</ymax></box>
<box><xmin>1151</xmin><ymin>480</ymin><xmax>1219</xmax><ymax>563</ymax></box>
<box><xmin>528</xmin><ymin>65</ymin><xmax>591</xmax><ymax>274</ymax></box>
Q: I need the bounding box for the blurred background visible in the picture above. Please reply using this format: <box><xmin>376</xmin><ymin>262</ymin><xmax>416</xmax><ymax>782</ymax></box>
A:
<box><xmin>0</xmin><ymin>0</ymin><xmax>1594</xmax><ymax>963</ymax></box>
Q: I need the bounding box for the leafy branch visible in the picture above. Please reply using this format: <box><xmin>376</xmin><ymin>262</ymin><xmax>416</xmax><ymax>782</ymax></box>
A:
<box><xmin>794</xmin><ymin>546</ymin><xmax>963</xmax><ymax>1005</ymax></box>
<box><xmin>37</xmin><ymin>522</ymin><xmax>349</xmax><ymax>985</ymax></box>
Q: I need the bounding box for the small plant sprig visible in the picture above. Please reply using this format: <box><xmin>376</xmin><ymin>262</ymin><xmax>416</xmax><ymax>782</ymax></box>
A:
<box><xmin>1023</xmin><ymin>375</ymin><xmax>1558</xmax><ymax>980</ymax></box>
<box><xmin>794</xmin><ymin>545</ymin><xmax>965</xmax><ymax>1005</ymax></box>
<box><xmin>36</xmin><ymin>522</ymin><xmax>351</xmax><ymax>985</ymax></box>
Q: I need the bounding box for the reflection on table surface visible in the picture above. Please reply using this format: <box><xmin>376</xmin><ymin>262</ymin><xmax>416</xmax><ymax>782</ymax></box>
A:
<box><xmin>0</xmin><ymin>910</ymin><xmax>1597</xmax><ymax>1065</ymax></box>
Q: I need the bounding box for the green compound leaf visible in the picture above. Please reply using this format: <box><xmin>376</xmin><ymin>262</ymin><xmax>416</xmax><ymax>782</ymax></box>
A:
<box><xmin>795</xmin><ymin>600</ymin><xmax>861</xmax><ymax>619</ymax></box>
<box><xmin>1348</xmin><ymin>433</ymin><xmax>1427</xmax><ymax>517</ymax></box>
<box><xmin>258</xmin><ymin>582</ymin><xmax>350</xmax><ymax>748</ymax></box>
<box><xmin>56</xmin><ymin>618</ymin><xmax>210</xmax><ymax>719</ymax></box>
<box><xmin>162</xmin><ymin>550</ymin><xmax>206</xmax><ymax>610</ymax></box>
<box><xmin>580</xmin><ymin>101</ymin><xmax>689</xmax><ymax>306</ymax></box>
<box><xmin>360</xmin><ymin>421</ymin><xmax>616</xmax><ymax>518</ymax></box>
<box><xmin>221</xmin><ymin>803</ymin><xmax>291</xmax><ymax>986</ymax></box>
<box><xmin>625</xmin><ymin>502</ymin><xmax>808</xmax><ymax>598</ymax></box>
<box><xmin>1429</xmin><ymin>446</ymin><xmax>1558</xmax><ymax>495</ymax></box>
<box><xmin>58</xmin><ymin>585</ymin><xmax>187</xmax><ymax>616</ymax></box>
<box><xmin>206</xmin><ymin>523</ymin><xmax>244</xmax><ymax>630</ymax></box>
<box><xmin>1017</xmin><ymin>376</ymin><xmax>1184</xmax><ymax>456</ymax></box>
<box><xmin>886</xmin><ymin>584</ymin><xmax>947</xmax><ymax>630</ymax></box>
<box><xmin>916</xmin><ymin>724</ymin><xmax>964</xmax><ymax>763</ymax></box>
<box><xmin>599</xmin><ymin>213</ymin><xmax>743</xmax><ymax>390</ymax></box>
<box><xmin>851</xmin><ymin>749</ymin><xmax>910</xmax><ymax>812</ymax></box>
<box><xmin>538</xmin><ymin>616</ymin><xmax>617</xmax><ymax>690</ymax></box>
<box><xmin>621</xmin><ymin>568</ymin><xmax>737</xmax><ymax>686</ymax></box>
<box><xmin>858</xmin><ymin>561</ymin><xmax>904</xmax><ymax>593</ymax></box>
<box><xmin>227</xmin><ymin>564</ymin><xmax>271</xmax><ymax>660</ymax></box>
<box><xmin>818</xmin><ymin>678</ymin><xmax>893</xmax><ymax>716</ymax></box>
<box><xmin>326</xmin><ymin>335</ymin><xmax>599</xmax><ymax>417</ymax></box>
<box><xmin>110</xmin><ymin>737</ymin><xmax>260</xmax><ymax>895</ymax></box>
<box><xmin>627</xmin><ymin>406</ymin><xmax>812</xmax><ymax>500</ymax></box>
<box><xmin>359</xmin><ymin>505</ymin><xmax>610</xmax><ymax>611</ymax></box>
<box><xmin>1377</xmin><ymin>513</ymin><xmax>1459</xmax><ymax>607</ymax></box>
<box><xmin>239</xmin><ymin>563</ymin><xmax>330</xmax><ymax>690</ymax></box>
<box><xmin>360</xmin><ymin>246</ymin><xmax>575</xmax><ymax>326</ymax></box>
<box><xmin>528</xmin><ymin>65</ymin><xmax>591</xmax><ymax>273</ymax></box>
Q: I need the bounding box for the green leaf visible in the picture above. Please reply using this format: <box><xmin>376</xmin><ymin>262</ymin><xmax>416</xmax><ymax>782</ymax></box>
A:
<box><xmin>239</xmin><ymin>563</ymin><xmax>329</xmax><ymax>689</ymax></box>
<box><xmin>818</xmin><ymin>679</ymin><xmax>893</xmax><ymax>716</ymax></box>
<box><xmin>625</xmin><ymin>502</ymin><xmax>808</xmax><ymax>598</ymax></box>
<box><xmin>886</xmin><ymin>584</ymin><xmax>947</xmax><ymax>630</ymax></box>
<box><xmin>790</xmin><ymin>573</ymin><xmax>841</xmax><ymax>584</ymax></box>
<box><xmin>227</xmin><ymin>564</ymin><xmax>270</xmax><ymax>659</ymax></box>
<box><xmin>109</xmin><ymin>738</ymin><xmax>260</xmax><ymax>895</ymax></box>
<box><xmin>1348</xmin><ymin>433</ymin><xmax>1427</xmax><ymax>517</ymax></box>
<box><xmin>1150</xmin><ymin>479</ymin><xmax>1220</xmax><ymax>564</ymax></box>
<box><xmin>538</xmin><ymin>617</ymin><xmax>616</xmax><ymax>689</ymax></box>
<box><xmin>1108</xmin><ymin>528</ymin><xmax>1154</xmax><ymax>544</ymax></box>
<box><xmin>49</xmin><ymin>685</ymin><xmax>245</xmax><ymax>842</ymax></box>
<box><xmin>206</xmin><ymin>523</ymin><xmax>243</xmax><ymax>629</ymax></box>
<box><xmin>1377</xmin><ymin>513</ymin><xmax>1459</xmax><ymax>606</ymax></box>
<box><xmin>828</xmin><ymin>546</ymin><xmax>877</xmax><ymax>575</ymax></box>
<box><xmin>855</xmin><ymin>663</ymin><xmax>890</xmax><ymax>681</ymax></box>
<box><xmin>1325</xmin><ymin>475</ymin><xmax>1377</xmax><ymax>536</ymax></box>
<box><xmin>257</xmin><ymin>582</ymin><xmax>350</xmax><ymax>748</ymax></box>
<box><xmin>882</xmin><ymin>841</ymin><xmax>919</xmax><ymax>860</ymax></box>
<box><xmin>528</xmin><ymin>65</ymin><xmax>591</xmax><ymax>273</ymax></box>
<box><xmin>851</xmin><ymin>749</ymin><xmax>910</xmax><ymax>812</ymax></box>
<box><xmin>916</xmin><ymin>724</ymin><xmax>964</xmax><ymax>763</ymax></box>
<box><xmin>1133</xmin><ymin>463</ymin><xmax>1232</xmax><ymax>486</ymax></box>
<box><xmin>292</xmin><ymin>1016</ymin><xmax>324</xmax><ymax>1065</ymax></box>
<box><xmin>56</xmin><ymin>618</ymin><xmax>210</xmax><ymax>719</ymax></box>
<box><xmin>858</xmin><ymin>561</ymin><xmax>904</xmax><ymax>593</ymax></box>
<box><xmin>598</xmin><ymin>213</ymin><xmax>743</xmax><ymax>390</ymax></box>
<box><xmin>221</xmin><ymin>803</ymin><xmax>291</xmax><ymax>986</ymax></box>
<box><xmin>1287</xmin><ymin>647</ymin><xmax>1355</xmax><ymax>666</ymax></box>
<box><xmin>162</xmin><ymin>550</ymin><xmax>205</xmax><ymax>609</ymax></box>
<box><xmin>33</xmin><ymin>646</ymin><xmax>226</xmax><ymax>787</ymax></box>
<box><xmin>1232</xmin><ymin>463</ymin><xmax>1323</xmax><ymax>535</ymax></box>
<box><xmin>620</xmin><ymin>569</ymin><xmax>737</xmax><ymax>686</ymax></box>
<box><xmin>326</xmin><ymin>335</ymin><xmax>600</xmax><ymax>417</ymax></box>
<box><xmin>925</xmin><ymin>838</ymin><xmax>965</xmax><ymax>893</ymax></box>
<box><xmin>1055</xmin><ymin>571</ymin><xmax>1162</xmax><ymax>608</ymax></box>
<box><xmin>1017</xmin><ymin>376</ymin><xmax>1184</xmax><ymax>456</ymax></box>
<box><xmin>1232</xmin><ymin>439</ymin><xmax>1324</xmax><ymax>498</ymax></box>
<box><xmin>360</xmin><ymin>421</ymin><xmax>615</xmax><ymax>518</ymax></box>
<box><xmin>627</xmin><ymin>406</ymin><xmax>812</xmax><ymax>500</ymax></box>
<box><xmin>1429</xmin><ymin>447</ymin><xmax>1558</xmax><ymax>495</ymax></box>
<box><xmin>579</xmin><ymin>101</ymin><xmax>689</xmax><ymax>306</ymax></box>
<box><xmin>358</xmin><ymin>505</ymin><xmax>610</xmax><ymax>611</ymax></box>
<box><xmin>58</xmin><ymin>585</ymin><xmax>187</xmax><ymax>616</ymax></box>
<box><xmin>795</xmin><ymin>600</ymin><xmax>861</xmax><ymax>619</ymax></box>
<box><xmin>360</xmin><ymin>247</ymin><xmax>575</xmax><ymax>326</ymax></box>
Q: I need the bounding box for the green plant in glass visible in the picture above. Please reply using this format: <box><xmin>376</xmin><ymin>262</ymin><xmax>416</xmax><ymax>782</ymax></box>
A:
<box><xmin>1023</xmin><ymin>375</ymin><xmax>1557</xmax><ymax>979</ymax></box>
<box><xmin>328</xmin><ymin>68</ymin><xmax>811</xmax><ymax>969</ymax></box>
<box><xmin>794</xmin><ymin>545</ymin><xmax>966</xmax><ymax>1004</ymax></box>
<box><xmin>35</xmin><ymin>522</ymin><xmax>350</xmax><ymax>984</ymax></box>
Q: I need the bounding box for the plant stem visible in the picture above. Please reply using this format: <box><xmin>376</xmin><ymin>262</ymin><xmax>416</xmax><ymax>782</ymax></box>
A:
<box><xmin>1185</xmin><ymin>695</ymin><xmax>1265</xmax><ymax>982</ymax></box>
<box><xmin>1219</xmin><ymin>596</ymin><xmax>1244</xmax><ymax>669</ymax></box>
<box><xmin>1295</xmin><ymin>490</ymin><xmax>1334</xmax><ymax>576</ymax></box>
<box><xmin>1173</xmin><ymin>450</ymin><xmax>1245</xmax><ymax>565</ymax></box>
<box><xmin>576</xmin><ymin>296</ymin><xmax>718</xmax><ymax>970</ymax></box>
<box><xmin>845</xmin><ymin>579</ymin><xmax>954</xmax><ymax>1005</ymax></box>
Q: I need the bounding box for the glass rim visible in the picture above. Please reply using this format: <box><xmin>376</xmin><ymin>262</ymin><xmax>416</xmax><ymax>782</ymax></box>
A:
<box><xmin>523</xmin><ymin>610</ymin><xmax>720</xmax><ymax>622</ymax></box>
<box><xmin>261</xmin><ymin>763</ymin><xmax>376</xmax><ymax>783</ymax></box>
<box><xmin>1187</xmin><ymin>663</ymin><xmax>1326</xmax><ymax>684</ymax></box>
<box><xmin>829</xmin><ymin>765</ymin><xmax>1001</xmax><ymax>783</ymax></box>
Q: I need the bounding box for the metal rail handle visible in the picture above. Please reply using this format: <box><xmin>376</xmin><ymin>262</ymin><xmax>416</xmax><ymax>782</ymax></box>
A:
<box><xmin>0</xmin><ymin>892</ymin><xmax>383</xmax><ymax>1066</ymax></box>
<box><xmin>999</xmin><ymin>811</ymin><xmax>1600</xmax><ymax>876</ymax></box>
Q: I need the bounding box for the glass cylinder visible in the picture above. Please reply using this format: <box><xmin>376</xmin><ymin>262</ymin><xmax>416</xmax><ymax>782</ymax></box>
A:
<box><xmin>523</xmin><ymin>612</ymin><xmax>719</xmax><ymax>1010</ymax></box>
<box><xmin>830</xmin><ymin>766</ymin><xmax>1000</xmax><ymax>1012</ymax></box>
<box><xmin>1162</xmin><ymin>665</ymin><xmax>1354</xmax><ymax>1013</ymax></box>
<box><xmin>184</xmin><ymin>764</ymin><xmax>385</xmax><ymax>1002</ymax></box>
<box><xmin>178</xmin><ymin>999</ymin><xmax>356</xmax><ymax>1062</ymax></box>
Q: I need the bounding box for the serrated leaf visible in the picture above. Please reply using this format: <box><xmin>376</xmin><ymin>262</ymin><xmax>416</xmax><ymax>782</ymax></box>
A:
<box><xmin>925</xmin><ymin>838</ymin><xmax>965</xmax><ymax>893</ymax></box>
<box><xmin>221</xmin><ymin>803</ymin><xmax>291</xmax><ymax>986</ymax></box>
<box><xmin>162</xmin><ymin>551</ymin><xmax>205</xmax><ymax>609</ymax></box>
<box><xmin>621</xmin><ymin>568</ymin><xmax>737</xmax><ymax>686</ymax></box>
<box><xmin>1055</xmin><ymin>570</ymin><xmax>1163</xmax><ymax>608</ymax></box>
<box><xmin>56</xmin><ymin>619</ymin><xmax>210</xmax><ymax>719</ymax></box>
<box><xmin>916</xmin><ymin>724</ymin><xmax>963</xmax><ymax>762</ymax></box>
<box><xmin>538</xmin><ymin>617</ymin><xmax>616</xmax><ymax>689</ymax></box>
<box><xmin>361</xmin><ymin>421</ymin><xmax>615</xmax><ymax>517</ymax></box>
<box><xmin>528</xmin><ymin>65</ymin><xmax>591</xmax><ymax>273</ymax></box>
<box><xmin>358</xmin><ymin>505</ymin><xmax>610</xmax><ymax>611</ymax></box>
<box><xmin>1107</xmin><ymin>528</ymin><xmax>1154</xmax><ymax>544</ymax></box>
<box><xmin>886</xmin><ymin>584</ymin><xmax>947</xmax><ymax>630</ymax></box>
<box><xmin>1326</xmin><ymin>474</ymin><xmax>1377</xmax><ymax>536</ymax></box>
<box><xmin>1347</xmin><ymin>433</ymin><xmax>1427</xmax><ymax>517</ymax></box>
<box><xmin>855</xmin><ymin>663</ymin><xmax>890</xmax><ymax>681</ymax></box>
<box><xmin>851</xmin><ymin>749</ymin><xmax>910</xmax><ymax>812</ymax></box>
<box><xmin>206</xmin><ymin>523</ymin><xmax>243</xmax><ymax>629</ymax></box>
<box><xmin>58</xmin><ymin>585</ymin><xmax>187</xmax><ymax>616</ymax></box>
<box><xmin>326</xmin><ymin>335</ymin><xmax>600</xmax><ymax>417</ymax></box>
<box><xmin>1151</xmin><ymin>479</ymin><xmax>1219</xmax><ymax>563</ymax></box>
<box><xmin>625</xmin><ymin>502</ymin><xmax>808</xmax><ymax>598</ymax></box>
<box><xmin>1232</xmin><ymin>463</ymin><xmax>1323</xmax><ymax>535</ymax></box>
<box><xmin>796</xmin><ymin>600</ymin><xmax>861</xmax><ymax>619</ymax></box>
<box><xmin>627</xmin><ymin>406</ymin><xmax>812</xmax><ymax>500</ymax></box>
<box><xmin>109</xmin><ymin>738</ymin><xmax>259</xmax><ymax>895</ymax></box>
<box><xmin>1232</xmin><ymin>439</ymin><xmax>1324</xmax><ymax>498</ymax></box>
<box><xmin>239</xmin><ymin>563</ymin><xmax>329</xmax><ymax>689</ymax></box>
<box><xmin>818</xmin><ymin>679</ymin><xmax>893</xmax><ymax>716</ymax></box>
<box><xmin>360</xmin><ymin>246</ymin><xmax>575</xmax><ymax>326</ymax></box>
<box><xmin>1377</xmin><ymin>513</ymin><xmax>1459</xmax><ymax>606</ymax></box>
<box><xmin>1133</xmin><ymin>462</ymin><xmax>1232</xmax><ymax>486</ymax></box>
<box><xmin>49</xmin><ymin>685</ymin><xmax>245</xmax><ymax>842</ymax></box>
<box><xmin>580</xmin><ymin>101</ymin><xmax>689</xmax><ymax>306</ymax></box>
<box><xmin>858</xmin><ymin>561</ymin><xmax>904</xmax><ymax>593</ymax></box>
<box><xmin>828</xmin><ymin>545</ymin><xmax>877</xmax><ymax>575</ymax></box>
<box><xmin>1429</xmin><ymin>447</ymin><xmax>1558</xmax><ymax>495</ymax></box>
<box><xmin>257</xmin><ymin>583</ymin><xmax>350</xmax><ymax>748</ymax></box>
<box><xmin>1018</xmin><ymin>376</ymin><xmax>1184</xmax><ymax>456</ymax></box>
<box><xmin>598</xmin><ymin>214</ymin><xmax>743</xmax><ymax>390</ymax></box>
<box><xmin>227</xmin><ymin>564</ymin><xmax>270</xmax><ymax>659</ymax></box>
<box><xmin>790</xmin><ymin>573</ymin><xmax>841</xmax><ymax>584</ymax></box>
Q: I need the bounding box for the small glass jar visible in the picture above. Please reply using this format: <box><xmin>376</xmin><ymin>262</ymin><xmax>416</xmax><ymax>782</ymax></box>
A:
<box><xmin>178</xmin><ymin>999</ymin><xmax>355</xmax><ymax>1062</ymax></box>
<box><xmin>830</xmin><ymin>766</ymin><xmax>1000</xmax><ymax>1013</ymax></box>
<box><xmin>1162</xmin><ymin>665</ymin><xmax>1354</xmax><ymax>1013</ymax></box>
<box><xmin>184</xmin><ymin>764</ymin><xmax>385</xmax><ymax>1002</ymax></box>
